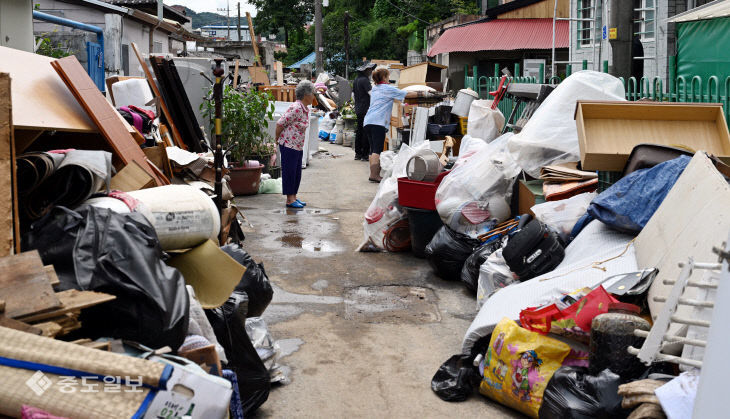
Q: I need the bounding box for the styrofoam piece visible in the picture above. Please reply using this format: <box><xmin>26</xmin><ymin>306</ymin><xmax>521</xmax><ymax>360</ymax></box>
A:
<box><xmin>462</xmin><ymin>220</ymin><xmax>637</xmax><ymax>354</ymax></box>
<box><xmin>111</xmin><ymin>78</ymin><xmax>154</xmax><ymax>111</ymax></box>
<box><xmin>127</xmin><ymin>185</ymin><xmax>220</xmax><ymax>250</ymax></box>
<box><xmin>638</xmin><ymin>152</ymin><xmax>730</xmax><ymax>354</ymax></box>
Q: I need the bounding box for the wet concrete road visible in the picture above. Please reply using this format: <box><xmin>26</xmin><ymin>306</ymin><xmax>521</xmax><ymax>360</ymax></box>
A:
<box><xmin>235</xmin><ymin>143</ymin><xmax>520</xmax><ymax>418</ymax></box>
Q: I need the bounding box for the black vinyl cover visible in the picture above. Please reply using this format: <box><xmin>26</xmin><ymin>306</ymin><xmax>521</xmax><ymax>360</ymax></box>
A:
<box><xmin>221</xmin><ymin>244</ymin><xmax>274</xmax><ymax>318</ymax></box>
<box><xmin>539</xmin><ymin>367</ymin><xmax>626</xmax><ymax>419</ymax></box>
<box><xmin>206</xmin><ymin>292</ymin><xmax>270</xmax><ymax>415</ymax></box>
<box><xmin>23</xmin><ymin>205</ymin><xmax>190</xmax><ymax>350</ymax></box>
<box><xmin>502</xmin><ymin>219</ymin><xmax>564</xmax><ymax>281</ymax></box>
<box><xmin>425</xmin><ymin>226</ymin><xmax>480</xmax><ymax>282</ymax></box>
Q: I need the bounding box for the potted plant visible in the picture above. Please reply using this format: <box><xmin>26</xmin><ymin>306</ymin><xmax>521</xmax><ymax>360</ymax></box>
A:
<box><xmin>203</xmin><ymin>86</ymin><xmax>275</xmax><ymax>195</ymax></box>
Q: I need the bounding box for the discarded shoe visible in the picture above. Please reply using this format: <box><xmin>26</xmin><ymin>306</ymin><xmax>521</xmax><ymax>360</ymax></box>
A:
<box><xmin>286</xmin><ymin>201</ymin><xmax>305</xmax><ymax>209</ymax></box>
<box><xmin>368</xmin><ymin>178</ymin><xmax>381</xmax><ymax>183</ymax></box>
<box><xmin>296</xmin><ymin>199</ymin><xmax>307</xmax><ymax>206</ymax></box>
<box><xmin>355</xmin><ymin>154</ymin><xmax>363</xmax><ymax>160</ymax></box>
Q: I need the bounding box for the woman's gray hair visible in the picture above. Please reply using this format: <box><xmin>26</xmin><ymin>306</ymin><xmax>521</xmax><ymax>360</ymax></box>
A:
<box><xmin>295</xmin><ymin>80</ymin><xmax>315</xmax><ymax>100</ymax></box>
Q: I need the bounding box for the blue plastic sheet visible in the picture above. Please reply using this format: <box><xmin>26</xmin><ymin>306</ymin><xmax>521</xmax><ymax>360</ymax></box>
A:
<box><xmin>587</xmin><ymin>156</ymin><xmax>691</xmax><ymax>234</ymax></box>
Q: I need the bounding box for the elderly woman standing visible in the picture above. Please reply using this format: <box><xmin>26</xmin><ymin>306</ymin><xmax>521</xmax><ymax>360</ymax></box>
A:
<box><xmin>276</xmin><ymin>80</ymin><xmax>316</xmax><ymax>208</ymax></box>
<box><xmin>363</xmin><ymin>66</ymin><xmax>432</xmax><ymax>182</ymax></box>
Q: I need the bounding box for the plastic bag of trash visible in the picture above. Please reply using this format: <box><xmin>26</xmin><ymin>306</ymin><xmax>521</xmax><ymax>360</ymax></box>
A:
<box><xmin>258</xmin><ymin>178</ymin><xmax>282</xmax><ymax>194</ymax></box>
<box><xmin>461</xmin><ymin>241</ymin><xmax>503</xmax><ymax>293</ymax></box>
<box><xmin>435</xmin><ymin>133</ymin><xmax>520</xmax><ymax>238</ymax></box>
<box><xmin>587</xmin><ymin>156</ymin><xmax>690</xmax><ymax>234</ymax></box>
<box><xmin>457</xmin><ymin>135</ymin><xmax>489</xmax><ymax>159</ymax></box>
<box><xmin>531</xmin><ymin>192</ymin><xmax>596</xmax><ymax>240</ymax></box>
<box><xmin>476</xmin><ymin>249</ymin><xmax>517</xmax><ymax>309</ymax></box>
<box><xmin>538</xmin><ymin>367</ymin><xmax>625</xmax><ymax>419</ymax></box>
<box><xmin>467</xmin><ymin>100</ymin><xmax>505</xmax><ymax>143</ymax></box>
<box><xmin>221</xmin><ymin>244</ymin><xmax>274</xmax><ymax>317</ymax></box>
<box><xmin>206</xmin><ymin>292</ymin><xmax>270</xmax><ymax>415</ymax></box>
<box><xmin>432</xmin><ymin>354</ymin><xmax>481</xmax><ymax>402</ymax></box>
<box><xmin>425</xmin><ymin>226</ymin><xmax>480</xmax><ymax>281</ymax></box>
<box><xmin>507</xmin><ymin>71</ymin><xmax>626</xmax><ymax>177</ymax></box>
<box><xmin>24</xmin><ymin>205</ymin><xmax>189</xmax><ymax>350</ymax></box>
<box><xmin>380</xmin><ymin>150</ymin><xmax>396</xmax><ymax>178</ymax></box>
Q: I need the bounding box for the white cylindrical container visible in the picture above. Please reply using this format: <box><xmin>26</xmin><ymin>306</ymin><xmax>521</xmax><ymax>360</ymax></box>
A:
<box><xmin>451</xmin><ymin>88</ymin><xmax>479</xmax><ymax>117</ymax></box>
<box><xmin>127</xmin><ymin>185</ymin><xmax>220</xmax><ymax>250</ymax></box>
<box><xmin>406</xmin><ymin>149</ymin><xmax>442</xmax><ymax>182</ymax></box>
<box><xmin>334</xmin><ymin>119</ymin><xmax>344</xmax><ymax>145</ymax></box>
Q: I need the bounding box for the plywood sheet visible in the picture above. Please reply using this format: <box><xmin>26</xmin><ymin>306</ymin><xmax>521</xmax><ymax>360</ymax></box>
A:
<box><xmin>18</xmin><ymin>289</ymin><xmax>116</xmax><ymax>323</ymax></box>
<box><xmin>0</xmin><ymin>73</ymin><xmax>18</xmax><ymax>256</ymax></box>
<box><xmin>110</xmin><ymin>160</ymin><xmax>156</xmax><ymax>192</ymax></box>
<box><xmin>51</xmin><ymin>55</ymin><xmax>166</xmax><ymax>186</ymax></box>
<box><xmin>249</xmin><ymin>66</ymin><xmax>270</xmax><ymax>85</ymax></box>
<box><xmin>637</xmin><ymin>152</ymin><xmax>730</xmax><ymax>342</ymax></box>
<box><xmin>0</xmin><ymin>46</ymin><xmax>96</xmax><ymax>132</ymax></box>
<box><xmin>0</xmin><ymin>251</ymin><xmax>61</xmax><ymax>319</ymax></box>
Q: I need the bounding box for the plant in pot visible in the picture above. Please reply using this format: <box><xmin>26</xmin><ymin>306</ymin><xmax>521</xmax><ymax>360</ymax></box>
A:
<box><xmin>203</xmin><ymin>86</ymin><xmax>275</xmax><ymax>195</ymax></box>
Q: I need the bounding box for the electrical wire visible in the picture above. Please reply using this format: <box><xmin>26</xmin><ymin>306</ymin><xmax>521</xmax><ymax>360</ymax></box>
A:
<box><xmin>384</xmin><ymin>0</ymin><xmax>431</xmax><ymax>25</ymax></box>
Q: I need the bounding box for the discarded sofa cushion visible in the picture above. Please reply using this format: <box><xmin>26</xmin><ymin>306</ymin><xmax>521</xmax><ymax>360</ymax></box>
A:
<box><xmin>23</xmin><ymin>205</ymin><xmax>189</xmax><ymax>350</ymax></box>
<box><xmin>587</xmin><ymin>155</ymin><xmax>691</xmax><ymax>234</ymax></box>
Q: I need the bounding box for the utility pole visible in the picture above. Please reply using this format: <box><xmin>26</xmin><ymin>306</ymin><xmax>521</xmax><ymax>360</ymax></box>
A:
<box><xmin>314</xmin><ymin>0</ymin><xmax>323</xmax><ymax>75</ymax></box>
<box><xmin>344</xmin><ymin>11</ymin><xmax>350</xmax><ymax>79</ymax></box>
<box><xmin>237</xmin><ymin>2</ymin><xmax>241</xmax><ymax>42</ymax></box>
<box><xmin>216</xmin><ymin>3</ymin><xmax>231</xmax><ymax>40</ymax></box>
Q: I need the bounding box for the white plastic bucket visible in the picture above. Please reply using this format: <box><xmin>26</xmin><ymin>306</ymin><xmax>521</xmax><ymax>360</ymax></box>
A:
<box><xmin>451</xmin><ymin>88</ymin><xmax>479</xmax><ymax>117</ymax></box>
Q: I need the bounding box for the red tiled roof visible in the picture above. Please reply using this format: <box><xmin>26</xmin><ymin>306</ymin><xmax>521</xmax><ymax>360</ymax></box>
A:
<box><xmin>428</xmin><ymin>18</ymin><xmax>569</xmax><ymax>56</ymax></box>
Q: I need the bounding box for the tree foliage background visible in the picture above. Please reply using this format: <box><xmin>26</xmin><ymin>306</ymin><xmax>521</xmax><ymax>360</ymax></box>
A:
<box><xmin>254</xmin><ymin>0</ymin><xmax>478</xmax><ymax>76</ymax></box>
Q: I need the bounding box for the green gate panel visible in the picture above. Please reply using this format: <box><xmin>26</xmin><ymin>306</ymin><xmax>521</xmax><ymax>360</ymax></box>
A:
<box><xmin>677</xmin><ymin>17</ymin><xmax>730</xmax><ymax>85</ymax></box>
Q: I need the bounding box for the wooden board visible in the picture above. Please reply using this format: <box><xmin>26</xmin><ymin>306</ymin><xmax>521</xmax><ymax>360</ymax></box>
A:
<box><xmin>233</xmin><ymin>60</ymin><xmax>240</xmax><ymax>89</ymax></box>
<box><xmin>129</xmin><ymin>42</ymin><xmax>187</xmax><ymax>151</ymax></box>
<box><xmin>44</xmin><ymin>265</ymin><xmax>60</xmax><ymax>287</ymax></box>
<box><xmin>246</xmin><ymin>12</ymin><xmax>261</xmax><ymax>65</ymax></box>
<box><xmin>110</xmin><ymin>160</ymin><xmax>156</xmax><ymax>192</ymax></box>
<box><xmin>249</xmin><ymin>66</ymin><xmax>270</xmax><ymax>85</ymax></box>
<box><xmin>0</xmin><ymin>315</ymin><xmax>42</xmax><ymax>335</ymax></box>
<box><xmin>0</xmin><ymin>251</ymin><xmax>61</xmax><ymax>319</ymax></box>
<box><xmin>50</xmin><ymin>55</ymin><xmax>167</xmax><ymax>186</ymax></box>
<box><xmin>142</xmin><ymin>145</ymin><xmax>173</xmax><ymax>180</ymax></box>
<box><xmin>18</xmin><ymin>289</ymin><xmax>116</xmax><ymax>323</ymax></box>
<box><xmin>33</xmin><ymin>321</ymin><xmax>62</xmax><ymax>337</ymax></box>
<box><xmin>576</xmin><ymin>101</ymin><xmax>730</xmax><ymax>171</ymax></box>
<box><xmin>0</xmin><ymin>73</ymin><xmax>19</xmax><ymax>256</ymax></box>
<box><xmin>276</xmin><ymin>61</ymin><xmax>284</xmax><ymax>86</ymax></box>
<box><xmin>0</xmin><ymin>46</ymin><xmax>96</xmax><ymax>133</ymax></box>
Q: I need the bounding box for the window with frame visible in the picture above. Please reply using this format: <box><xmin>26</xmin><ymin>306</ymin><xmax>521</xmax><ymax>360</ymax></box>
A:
<box><xmin>634</xmin><ymin>0</ymin><xmax>655</xmax><ymax>40</ymax></box>
<box><xmin>577</xmin><ymin>0</ymin><xmax>597</xmax><ymax>47</ymax></box>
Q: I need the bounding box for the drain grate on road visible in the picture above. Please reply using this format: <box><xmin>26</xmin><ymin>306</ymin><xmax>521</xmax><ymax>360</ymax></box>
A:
<box><xmin>343</xmin><ymin>285</ymin><xmax>441</xmax><ymax>324</ymax></box>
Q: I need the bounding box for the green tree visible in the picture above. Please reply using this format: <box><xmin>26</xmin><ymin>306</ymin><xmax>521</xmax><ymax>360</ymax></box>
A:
<box><xmin>249</xmin><ymin>0</ymin><xmax>313</xmax><ymax>47</ymax></box>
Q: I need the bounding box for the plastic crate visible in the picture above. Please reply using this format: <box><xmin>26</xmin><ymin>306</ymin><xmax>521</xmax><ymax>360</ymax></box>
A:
<box><xmin>397</xmin><ymin>171</ymin><xmax>449</xmax><ymax>211</ymax></box>
<box><xmin>458</xmin><ymin>116</ymin><xmax>468</xmax><ymax>135</ymax></box>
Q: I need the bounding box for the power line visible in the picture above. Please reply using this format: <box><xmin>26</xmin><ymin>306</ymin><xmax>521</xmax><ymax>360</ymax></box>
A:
<box><xmin>385</xmin><ymin>0</ymin><xmax>430</xmax><ymax>25</ymax></box>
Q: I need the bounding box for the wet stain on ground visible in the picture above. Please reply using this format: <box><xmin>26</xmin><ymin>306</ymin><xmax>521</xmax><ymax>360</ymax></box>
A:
<box><xmin>343</xmin><ymin>285</ymin><xmax>441</xmax><ymax>324</ymax></box>
<box><xmin>271</xmin><ymin>208</ymin><xmax>334</xmax><ymax>215</ymax></box>
<box><xmin>255</xmin><ymin>207</ymin><xmax>344</xmax><ymax>257</ymax></box>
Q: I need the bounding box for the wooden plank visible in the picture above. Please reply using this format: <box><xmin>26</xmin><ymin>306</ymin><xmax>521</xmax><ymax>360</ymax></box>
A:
<box><xmin>110</xmin><ymin>160</ymin><xmax>156</xmax><ymax>192</ymax></box>
<box><xmin>13</xmin><ymin>129</ymin><xmax>43</xmax><ymax>154</ymax></box>
<box><xmin>276</xmin><ymin>61</ymin><xmax>284</xmax><ymax>86</ymax></box>
<box><xmin>233</xmin><ymin>60</ymin><xmax>240</xmax><ymax>89</ymax></box>
<box><xmin>44</xmin><ymin>266</ymin><xmax>60</xmax><ymax>287</ymax></box>
<box><xmin>0</xmin><ymin>315</ymin><xmax>42</xmax><ymax>335</ymax></box>
<box><xmin>143</xmin><ymin>145</ymin><xmax>173</xmax><ymax>180</ymax></box>
<box><xmin>249</xmin><ymin>66</ymin><xmax>270</xmax><ymax>85</ymax></box>
<box><xmin>0</xmin><ymin>251</ymin><xmax>62</xmax><ymax>318</ymax></box>
<box><xmin>0</xmin><ymin>46</ymin><xmax>96</xmax><ymax>133</ymax></box>
<box><xmin>0</xmin><ymin>73</ymin><xmax>18</xmax><ymax>256</ymax></box>
<box><xmin>80</xmin><ymin>340</ymin><xmax>111</xmax><ymax>351</ymax></box>
<box><xmin>34</xmin><ymin>321</ymin><xmax>63</xmax><ymax>337</ymax></box>
<box><xmin>50</xmin><ymin>55</ymin><xmax>167</xmax><ymax>186</ymax></box>
<box><xmin>19</xmin><ymin>289</ymin><xmax>115</xmax><ymax>323</ymax></box>
<box><xmin>129</xmin><ymin>42</ymin><xmax>187</xmax><ymax>151</ymax></box>
<box><xmin>246</xmin><ymin>12</ymin><xmax>261</xmax><ymax>65</ymax></box>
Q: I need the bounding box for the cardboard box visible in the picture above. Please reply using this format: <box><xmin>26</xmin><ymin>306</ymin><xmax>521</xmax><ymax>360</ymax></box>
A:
<box><xmin>398</xmin><ymin>62</ymin><xmax>447</xmax><ymax>89</ymax></box>
<box><xmin>575</xmin><ymin>101</ymin><xmax>730</xmax><ymax>171</ymax></box>
<box><xmin>518</xmin><ymin>179</ymin><xmax>545</xmax><ymax>216</ymax></box>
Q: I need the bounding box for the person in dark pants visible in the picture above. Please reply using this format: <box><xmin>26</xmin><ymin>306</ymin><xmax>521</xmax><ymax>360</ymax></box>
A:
<box><xmin>363</xmin><ymin>66</ymin><xmax>432</xmax><ymax>182</ymax></box>
<box><xmin>276</xmin><ymin>80</ymin><xmax>316</xmax><ymax>208</ymax></box>
<box><xmin>353</xmin><ymin>62</ymin><xmax>376</xmax><ymax>161</ymax></box>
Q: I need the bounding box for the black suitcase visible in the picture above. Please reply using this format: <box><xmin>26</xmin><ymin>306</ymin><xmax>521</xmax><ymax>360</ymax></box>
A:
<box><xmin>502</xmin><ymin>218</ymin><xmax>564</xmax><ymax>281</ymax></box>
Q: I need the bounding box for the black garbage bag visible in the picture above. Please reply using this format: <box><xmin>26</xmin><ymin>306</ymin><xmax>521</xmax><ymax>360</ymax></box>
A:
<box><xmin>221</xmin><ymin>244</ymin><xmax>273</xmax><ymax>317</ymax></box>
<box><xmin>460</xmin><ymin>241</ymin><xmax>502</xmax><ymax>293</ymax></box>
<box><xmin>425</xmin><ymin>226</ymin><xmax>480</xmax><ymax>281</ymax></box>
<box><xmin>23</xmin><ymin>205</ymin><xmax>189</xmax><ymax>350</ymax></box>
<box><xmin>206</xmin><ymin>292</ymin><xmax>270</xmax><ymax>415</ymax></box>
<box><xmin>431</xmin><ymin>354</ymin><xmax>480</xmax><ymax>402</ymax></box>
<box><xmin>539</xmin><ymin>366</ymin><xmax>626</xmax><ymax>419</ymax></box>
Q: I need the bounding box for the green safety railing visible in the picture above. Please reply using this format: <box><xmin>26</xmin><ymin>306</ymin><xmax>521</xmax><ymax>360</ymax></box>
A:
<box><xmin>464</xmin><ymin>56</ymin><xmax>730</xmax><ymax>128</ymax></box>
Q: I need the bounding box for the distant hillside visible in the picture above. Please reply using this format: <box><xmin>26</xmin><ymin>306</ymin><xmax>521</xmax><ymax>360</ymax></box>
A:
<box><xmin>177</xmin><ymin>6</ymin><xmax>228</xmax><ymax>29</ymax></box>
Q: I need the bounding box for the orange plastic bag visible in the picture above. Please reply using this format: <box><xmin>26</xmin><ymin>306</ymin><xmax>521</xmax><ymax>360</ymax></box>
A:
<box><xmin>479</xmin><ymin>318</ymin><xmax>571</xmax><ymax>418</ymax></box>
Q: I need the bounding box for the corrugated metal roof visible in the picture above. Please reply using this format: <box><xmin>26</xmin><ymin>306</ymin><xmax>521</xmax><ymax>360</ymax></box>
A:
<box><xmin>289</xmin><ymin>52</ymin><xmax>316</xmax><ymax>69</ymax></box>
<box><xmin>428</xmin><ymin>18</ymin><xmax>569</xmax><ymax>56</ymax></box>
<box><xmin>668</xmin><ymin>0</ymin><xmax>730</xmax><ymax>23</ymax></box>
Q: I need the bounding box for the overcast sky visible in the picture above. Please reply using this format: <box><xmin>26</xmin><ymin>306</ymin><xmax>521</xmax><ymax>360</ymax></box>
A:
<box><xmin>164</xmin><ymin>0</ymin><xmax>257</xmax><ymax>16</ymax></box>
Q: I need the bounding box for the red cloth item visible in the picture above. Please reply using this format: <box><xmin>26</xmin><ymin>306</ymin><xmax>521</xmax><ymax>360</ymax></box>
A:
<box><xmin>21</xmin><ymin>406</ymin><xmax>69</xmax><ymax>419</ymax></box>
<box><xmin>542</xmin><ymin>178</ymin><xmax>598</xmax><ymax>201</ymax></box>
<box><xmin>129</xmin><ymin>105</ymin><xmax>155</xmax><ymax>120</ymax></box>
<box><xmin>120</xmin><ymin>106</ymin><xmax>143</xmax><ymax>133</ymax></box>
<box><xmin>108</xmin><ymin>190</ymin><xmax>141</xmax><ymax>211</ymax></box>
<box><xmin>46</xmin><ymin>149</ymin><xmax>75</xmax><ymax>154</ymax></box>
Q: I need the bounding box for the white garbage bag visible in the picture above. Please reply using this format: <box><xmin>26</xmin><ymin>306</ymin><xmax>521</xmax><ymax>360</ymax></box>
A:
<box><xmin>466</xmin><ymin>100</ymin><xmax>505</xmax><ymax>143</ymax></box>
<box><xmin>434</xmin><ymin>133</ymin><xmax>521</xmax><ymax>239</ymax></box>
<box><xmin>531</xmin><ymin>192</ymin><xmax>596</xmax><ymax>237</ymax></box>
<box><xmin>457</xmin><ymin>135</ymin><xmax>489</xmax><ymax>159</ymax></box>
<box><xmin>476</xmin><ymin>249</ymin><xmax>516</xmax><ymax>310</ymax></box>
<box><xmin>507</xmin><ymin>71</ymin><xmax>626</xmax><ymax>177</ymax></box>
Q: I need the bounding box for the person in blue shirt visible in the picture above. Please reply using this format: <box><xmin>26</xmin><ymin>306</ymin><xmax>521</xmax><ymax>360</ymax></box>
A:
<box><xmin>363</xmin><ymin>66</ymin><xmax>432</xmax><ymax>182</ymax></box>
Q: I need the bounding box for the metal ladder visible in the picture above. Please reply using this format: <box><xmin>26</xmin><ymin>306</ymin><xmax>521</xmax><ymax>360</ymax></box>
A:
<box><xmin>551</xmin><ymin>0</ymin><xmax>599</xmax><ymax>77</ymax></box>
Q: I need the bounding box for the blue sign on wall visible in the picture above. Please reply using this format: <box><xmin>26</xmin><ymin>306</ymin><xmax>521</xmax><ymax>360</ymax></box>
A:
<box><xmin>602</xmin><ymin>25</ymin><xmax>607</xmax><ymax>40</ymax></box>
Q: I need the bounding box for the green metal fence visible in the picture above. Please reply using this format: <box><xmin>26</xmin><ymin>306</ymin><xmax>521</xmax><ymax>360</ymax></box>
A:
<box><xmin>464</xmin><ymin>56</ymin><xmax>730</xmax><ymax>127</ymax></box>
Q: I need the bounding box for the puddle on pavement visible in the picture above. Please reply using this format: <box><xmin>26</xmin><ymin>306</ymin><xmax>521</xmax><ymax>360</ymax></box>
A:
<box><xmin>271</xmin><ymin>208</ymin><xmax>333</xmax><ymax>215</ymax></box>
<box><xmin>343</xmin><ymin>285</ymin><xmax>441</xmax><ymax>324</ymax></box>
<box><xmin>279</xmin><ymin>234</ymin><xmax>341</xmax><ymax>253</ymax></box>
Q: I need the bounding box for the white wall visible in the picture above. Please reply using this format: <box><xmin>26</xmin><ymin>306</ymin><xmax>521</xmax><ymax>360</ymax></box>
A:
<box><xmin>0</xmin><ymin>0</ymin><xmax>34</xmax><ymax>51</ymax></box>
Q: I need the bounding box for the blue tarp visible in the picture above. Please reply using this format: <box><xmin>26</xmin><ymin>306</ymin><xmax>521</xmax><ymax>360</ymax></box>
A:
<box><xmin>288</xmin><ymin>52</ymin><xmax>315</xmax><ymax>69</ymax></box>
